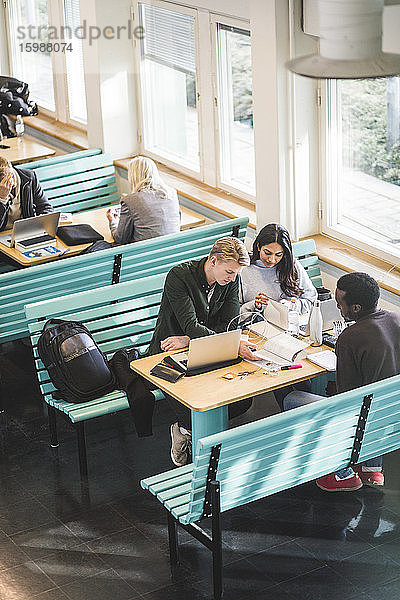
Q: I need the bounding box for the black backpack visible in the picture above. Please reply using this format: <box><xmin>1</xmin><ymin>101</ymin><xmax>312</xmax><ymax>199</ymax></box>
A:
<box><xmin>37</xmin><ymin>319</ymin><xmax>116</xmax><ymax>404</ymax></box>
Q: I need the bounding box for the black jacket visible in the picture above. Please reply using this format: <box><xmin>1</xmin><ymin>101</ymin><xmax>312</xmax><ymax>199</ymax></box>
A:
<box><xmin>15</xmin><ymin>167</ymin><xmax>53</xmax><ymax>218</ymax></box>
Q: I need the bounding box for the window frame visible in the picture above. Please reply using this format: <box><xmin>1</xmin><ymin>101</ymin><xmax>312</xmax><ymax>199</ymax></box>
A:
<box><xmin>134</xmin><ymin>0</ymin><xmax>203</xmax><ymax>180</ymax></box>
<box><xmin>321</xmin><ymin>79</ymin><xmax>400</xmax><ymax>265</ymax></box>
<box><xmin>5</xmin><ymin>0</ymin><xmax>87</xmax><ymax>130</ymax></box>
<box><xmin>133</xmin><ymin>1</ymin><xmax>255</xmax><ymax>201</ymax></box>
<box><xmin>210</xmin><ymin>14</ymin><xmax>255</xmax><ymax>202</ymax></box>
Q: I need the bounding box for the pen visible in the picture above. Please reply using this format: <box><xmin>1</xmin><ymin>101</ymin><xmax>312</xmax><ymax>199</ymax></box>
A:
<box><xmin>281</xmin><ymin>364</ymin><xmax>302</xmax><ymax>370</ymax></box>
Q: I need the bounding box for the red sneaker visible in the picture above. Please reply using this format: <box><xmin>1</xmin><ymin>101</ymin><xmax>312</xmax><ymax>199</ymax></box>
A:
<box><xmin>316</xmin><ymin>473</ymin><xmax>363</xmax><ymax>492</ymax></box>
<box><xmin>353</xmin><ymin>466</ymin><xmax>384</xmax><ymax>487</ymax></box>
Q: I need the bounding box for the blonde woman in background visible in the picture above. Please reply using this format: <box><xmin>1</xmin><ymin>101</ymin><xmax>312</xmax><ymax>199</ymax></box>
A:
<box><xmin>106</xmin><ymin>156</ymin><xmax>180</xmax><ymax>245</ymax></box>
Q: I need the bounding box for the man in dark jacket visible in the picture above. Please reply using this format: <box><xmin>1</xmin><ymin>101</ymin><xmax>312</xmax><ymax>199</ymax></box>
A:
<box><xmin>0</xmin><ymin>157</ymin><xmax>53</xmax><ymax>231</ymax></box>
<box><xmin>283</xmin><ymin>272</ymin><xmax>400</xmax><ymax>491</ymax></box>
<box><xmin>144</xmin><ymin>237</ymin><xmax>260</xmax><ymax>466</ymax></box>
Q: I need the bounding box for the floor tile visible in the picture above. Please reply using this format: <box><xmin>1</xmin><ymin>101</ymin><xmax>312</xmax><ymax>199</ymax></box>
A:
<box><xmin>0</xmin><ymin>532</ymin><xmax>34</xmax><ymax>570</ymax></box>
<box><xmin>11</xmin><ymin>521</ymin><xmax>83</xmax><ymax>561</ymax></box>
<box><xmin>0</xmin><ymin>560</ymin><xmax>57</xmax><ymax>598</ymax></box>
<box><xmin>32</xmin><ymin>544</ymin><xmax>107</xmax><ymax>588</ymax></box>
<box><xmin>330</xmin><ymin>546</ymin><xmax>400</xmax><ymax>591</ymax></box>
<box><xmin>85</xmin><ymin>526</ymin><xmax>183</xmax><ymax>595</ymax></box>
<box><xmin>278</xmin><ymin>564</ymin><xmax>362</xmax><ymax>600</ymax></box>
<box><xmin>59</xmin><ymin>568</ymin><xmax>140</xmax><ymax>600</ymax></box>
<box><xmin>246</xmin><ymin>539</ymin><xmax>326</xmax><ymax>584</ymax></box>
<box><xmin>62</xmin><ymin>504</ymin><xmax>132</xmax><ymax>544</ymax></box>
<box><xmin>0</xmin><ymin>496</ymin><xmax>56</xmax><ymax>536</ymax></box>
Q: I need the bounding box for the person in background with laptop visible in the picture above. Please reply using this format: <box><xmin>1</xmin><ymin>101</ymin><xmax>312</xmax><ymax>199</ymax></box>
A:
<box><xmin>143</xmin><ymin>237</ymin><xmax>261</xmax><ymax>467</ymax></box>
<box><xmin>106</xmin><ymin>156</ymin><xmax>180</xmax><ymax>245</ymax></box>
<box><xmin>283</xmin><ymin>272</ymin><xmax>400</xmax><ymax>492</ymax></box>
<box><xmin>239</xmin><ymin>223</ymin><xmax>317</xmax><ymax>320</ymax></box>
<box><xmin>0</xmin><ymin>157</ymin><xmax>53</xmax><ymax>232</ymax></box>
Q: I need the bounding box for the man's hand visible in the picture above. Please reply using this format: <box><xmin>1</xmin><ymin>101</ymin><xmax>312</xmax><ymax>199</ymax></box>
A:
<box><xmin>239</xmin><ymin>340</ymin><xmax>262</xmax><ymax>361</ymax></box>
<box><xmin>106</xmin><ymin>207</ymin><xmax>119</xmax><ymax>223</ymax></box>
<box><xmin>255</xmin><ymin>292</ymin><xmax>269</xmax><ymax>310</ymax></box>
<box><xmin>160</xmin><ymin>335</ymin><xmax>190</xmax><ymax>352</ymax></box>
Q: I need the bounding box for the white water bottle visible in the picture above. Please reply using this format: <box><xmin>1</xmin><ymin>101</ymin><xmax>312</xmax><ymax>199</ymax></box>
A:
<box><xmin>287</xmin><ymin>298</ymin><xmax>299</xmax><ymax>335</ymax></box>
<box><xmin>309</xmin><ymin>299</ymin><xmax>323</xmax><ymax>346</ymax></box>
<box><xmin>15</xmin><ymin>115</ymin><xmax>24</xmax><ymax>137</ymax></box>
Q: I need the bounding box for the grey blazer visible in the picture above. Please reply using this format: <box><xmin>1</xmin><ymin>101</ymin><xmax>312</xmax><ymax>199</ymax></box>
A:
<box><xmin>109</xmin><ymin>188</ymin><xmax>181</xmax><ymax>245</ymax></box>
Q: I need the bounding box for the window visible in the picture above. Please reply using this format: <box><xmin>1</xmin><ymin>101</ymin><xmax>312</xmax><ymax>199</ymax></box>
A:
<box><xmin>8</xmin><ymin>0</ymin><xmax>55</xmax><ymax>111</ymax></box>
<box><xmin>135</xmin><ymin>2</ymin><xmax>255</xmax><ymax>198</ymax></box>
<box><xmin>7</xmin><ymin>0</ymin><xmax>87</xmax><ymax>126</ymax></box>
<box><xmin>64</xmin><ymin>0</ymin><xmax>87</xmax><ymax>123</ymax></box>
<box><xmin>324</xmin><ymin>78</ymin><xmax>400</xmax><ymax>261</ymax></box>
<box><xmin>138</xmin><ymin>2</ymin><xmax>199</xmax><ymax>172</ymax></box>
<box><xmin>216</xmin><ymin>24</ymin><xmax>255</xmax><ymax>195</ymax></box>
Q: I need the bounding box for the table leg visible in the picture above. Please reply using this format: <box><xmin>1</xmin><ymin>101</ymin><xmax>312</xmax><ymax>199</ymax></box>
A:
<box><xmin>192</xmin><ymin>405</ymin><xmax>228</xmax><ymax>454</ymax></box>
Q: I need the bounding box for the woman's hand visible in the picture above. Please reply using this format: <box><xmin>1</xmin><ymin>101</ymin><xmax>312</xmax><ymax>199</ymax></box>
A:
<box><xmin>160</xmin><ymin>335</ymin><xmax>190</xmax><ymax>352</ymax></box>
<box><xmin>239</xmin><ymin>340</ymin><xmax>262</xmax><ymax>361</ymax></box>
<box><xmin>106</xmin><ymin>207</ymin><xmax>120</xmax><ymax>223</ymax></box>
<box><xmin>255</xmin><ymin>292</ymin><xmax>269</xmax><ymax>310</ymax></box>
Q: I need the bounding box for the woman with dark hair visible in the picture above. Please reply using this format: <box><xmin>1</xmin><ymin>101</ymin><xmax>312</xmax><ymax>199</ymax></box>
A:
<box><xmin>240</xmin><ymin>223</ymin><xmax>316</xmax><ymax>319</ymax></box>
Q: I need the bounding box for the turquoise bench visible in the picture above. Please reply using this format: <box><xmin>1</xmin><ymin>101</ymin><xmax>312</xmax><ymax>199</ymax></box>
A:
<box><xmin>25</xmin><ymin>274</ymin><xmax>168</xmax><ymax>481</ymax></box>
<box><xmin>15</xmin><ymin>148</ymin><xmax>119</xmax><ymax>213</ymax></box>
<box><xmin>141</xmin><ymin>373</ymin><xmax>400</xmax><ymax>599</ymax></box>
<box><xmin>1</xmin><ymin>217</ymin><xmax>248</xmax><ymax>344</ymax></box>
<box><xmin>292</xmin><ymin>238</ymin><xmax>322</xmax><ymax>288</ymax></box>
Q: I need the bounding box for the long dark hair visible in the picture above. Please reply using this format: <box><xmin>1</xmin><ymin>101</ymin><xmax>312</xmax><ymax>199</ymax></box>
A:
<box><xmin>251</xmin><ymin>223</ymin><xmax>302</xmax><ymax>297</ymax></box>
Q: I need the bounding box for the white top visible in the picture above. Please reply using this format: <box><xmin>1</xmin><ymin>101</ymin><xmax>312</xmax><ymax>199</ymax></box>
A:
<box><xmin>239</xmin><ymin>258</ymin><xmax>317</xmax><ymax>319</ymax></box>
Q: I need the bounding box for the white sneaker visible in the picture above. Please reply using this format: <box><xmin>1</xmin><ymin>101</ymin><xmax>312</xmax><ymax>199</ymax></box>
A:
<box><xmin>170</xmin><ymin>422</ymin><xmax>192</xmax><ymax>466</ymax></box>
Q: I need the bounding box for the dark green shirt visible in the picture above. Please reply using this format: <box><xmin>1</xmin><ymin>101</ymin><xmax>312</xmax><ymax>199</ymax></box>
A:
<box><xmin>148</xmin><ymin>257</ymin><xmax>240</xmax><ymax>355</ymax></box>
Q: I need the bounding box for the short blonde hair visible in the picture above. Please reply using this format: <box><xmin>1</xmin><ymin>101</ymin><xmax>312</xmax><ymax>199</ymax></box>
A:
<box><xmin>209</xmin><ymin>237</ymin><xmax>249</xmax><ymax>266</ymax></box>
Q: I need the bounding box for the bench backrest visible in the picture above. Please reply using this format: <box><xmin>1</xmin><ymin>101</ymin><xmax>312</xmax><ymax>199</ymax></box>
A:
<box><xmin>26</xmin><ymin>274</ymin><xmax>167</xmax><ymax>402</ymax></box>
<box><xmin>179</xmin><ymin>374</ymin><xmax>400</xmax><ymax>524</ymax></box>
<box><xmin>16</xmin><ymin>149</ymin><xmax>119</xmax><ymax>213</ymax></box>
<box><xmin>1</xmin><ymin>217</ymin><xmax>248</xmax><ymax>343</ymax></box>
<box><xmin>292</xmin><ymin>239</ymin><xmax>322</xmax><ymax>288</ymax></box>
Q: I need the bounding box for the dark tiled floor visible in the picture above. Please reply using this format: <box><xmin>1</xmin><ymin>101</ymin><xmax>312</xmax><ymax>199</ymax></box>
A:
<box><xmin>1</xmin><ymin>340</ymin><xmax>400</xmax><ymax>599</ymax></box>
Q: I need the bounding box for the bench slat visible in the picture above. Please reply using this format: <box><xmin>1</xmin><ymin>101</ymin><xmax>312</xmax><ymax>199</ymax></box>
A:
<box><xmin>15</xmin><ymin>148</ymin><xmax>102</xmax><ymax>170</ymax></box>
<box><xmin>141</xmin><ymin>464</ymin><xmax>193</xmax><ymax>490</ymax></box>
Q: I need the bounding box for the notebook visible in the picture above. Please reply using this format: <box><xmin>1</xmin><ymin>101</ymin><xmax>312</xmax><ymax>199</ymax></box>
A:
<box><xmin>306</xmin><ymin>350</ymin><xmax>337</xmax><ymax>371</ymax></box>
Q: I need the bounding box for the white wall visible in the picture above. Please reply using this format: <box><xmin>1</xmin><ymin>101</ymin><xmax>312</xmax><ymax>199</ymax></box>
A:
<box><xmin>80</xmin><ymin>0</ymin><xmax>139</xmax><ymax>158</ymax></box>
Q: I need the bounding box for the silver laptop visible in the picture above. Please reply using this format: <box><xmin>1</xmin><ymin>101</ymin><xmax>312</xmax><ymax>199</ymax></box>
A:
<box><xmin>166</xmin><ymin>330</ymin><xmax>241</xmax><ymax>375</ymax></box>
<box><xmin>249</xmin><ymin>297</ymin><xmax>343</xmax><ymax>337</ymax></box>
<box><xmin>0</xmin><ymin>212</ymin><xmax>60</xmax><ymax>248</ymax></box>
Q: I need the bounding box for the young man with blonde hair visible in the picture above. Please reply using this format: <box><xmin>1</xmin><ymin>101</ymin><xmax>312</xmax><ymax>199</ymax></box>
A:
<box><xmin>146</xmin><ymin>236</ymin><xmax>260</xmax><ymax>465</ymax></box>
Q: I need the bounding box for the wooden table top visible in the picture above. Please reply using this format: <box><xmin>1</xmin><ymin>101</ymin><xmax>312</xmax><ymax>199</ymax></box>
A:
<box><xmin>0</xmin><ymin>136</ymin><xmax>56</xmax><ymax>164</ymax></box>
<box><xmin>0</xmin><ymin>205</ymin><xmax>206</xmax><ymax>266</ymax></box>
<box><xmin>130</xmin><ymin>343</ymin><xmax>329</xmax><ymax>413</ymax></box>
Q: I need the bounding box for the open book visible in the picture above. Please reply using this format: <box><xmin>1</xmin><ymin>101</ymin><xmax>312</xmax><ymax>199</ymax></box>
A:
<box><xmin>251</xmin><ymin>332</ymin><xmax>309</xmax><ymax>366</ymax></box>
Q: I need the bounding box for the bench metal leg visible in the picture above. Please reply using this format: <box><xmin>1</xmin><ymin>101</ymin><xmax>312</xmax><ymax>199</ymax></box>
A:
<box><xmin>211</xmin><ymin>481</ymin><xmax>223</xmax><ymax>600</ymax></box>
<box><xmin>191</xmin><ymin>406</ymin><xmax>228</xmax><ymax>453</ymax></box>
<box><xmin>167</xmin><ymin>512</ymin><xmax>179</xmax><ymax>569</ymax></box>
<box><xmin>48</xmin><ymin>406</ymin><xmax>59</xmax><ymax>448</ymax></box>
<box><xmin>76</xmin><ymin>422</ymin><xmax>88</xmax><ymax>483</ymax></box>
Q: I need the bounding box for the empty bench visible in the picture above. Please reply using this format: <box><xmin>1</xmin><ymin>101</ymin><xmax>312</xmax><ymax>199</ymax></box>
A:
<box><xmin>16</xmin><ymin>148</ymin><xmax>119</xmax><ymax>213</ymax></box>
<box><xmin>1</xmin><ymin>217</ymin><xmax>248</xmax><ymax>344</ymax></box>
<box><xmin>141</xmin><ymin>373</ymin><xmax>400</xmax><ymax>599</ymax></box>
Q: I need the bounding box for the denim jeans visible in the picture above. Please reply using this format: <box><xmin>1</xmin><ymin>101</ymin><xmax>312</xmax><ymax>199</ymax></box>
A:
<box><xmin>283</xmin><ymin>390</ymin><xmax>382</xmax><ymax>479</ymax></box>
